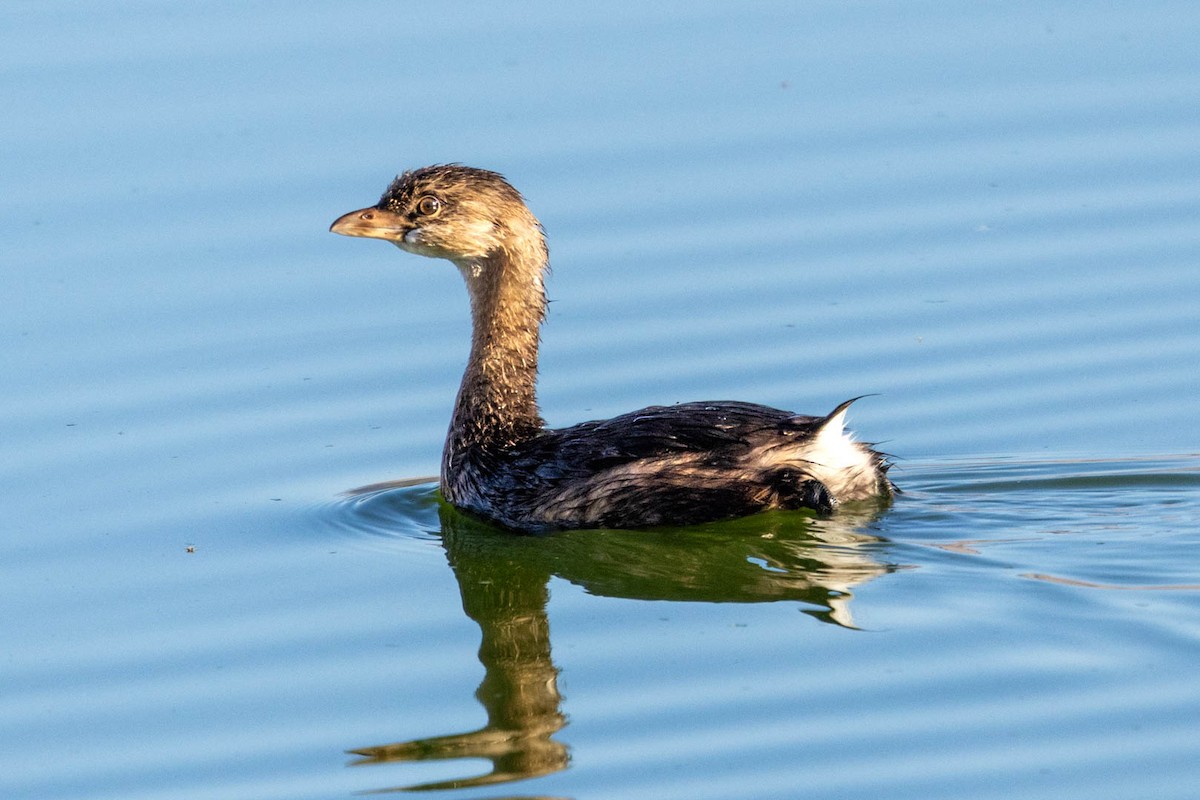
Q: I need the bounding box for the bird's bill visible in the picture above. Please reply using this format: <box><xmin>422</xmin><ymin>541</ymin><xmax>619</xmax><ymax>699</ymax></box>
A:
<box><xmin>329</xmin><ymin>206</ymin><xmax>408</xmax><ymax>241</ymax></box>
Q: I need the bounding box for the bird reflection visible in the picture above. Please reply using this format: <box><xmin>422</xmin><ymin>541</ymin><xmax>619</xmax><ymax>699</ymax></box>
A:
<box><xmin>349</xmin><ymin>505</ymin><xmax>568</xmax><ymax>792</ymax></box>
<box><xmin>348</xmin><ymin>492</ymin><xmax>895</xmax><ymax>793</ymax></box>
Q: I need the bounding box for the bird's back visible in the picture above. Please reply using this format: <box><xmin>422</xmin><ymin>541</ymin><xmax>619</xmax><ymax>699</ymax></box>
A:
<box><xmin>446</xmin><ymin>400</ymin><xmax>892</xmax><ymax>531</ymax></box>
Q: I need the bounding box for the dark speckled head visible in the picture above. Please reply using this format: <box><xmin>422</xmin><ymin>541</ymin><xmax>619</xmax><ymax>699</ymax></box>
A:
<box><xmin>377</xmin><ymin>164</ymin><xmax>520</xmax><ymax>215</ymax></box>
<box><xmin>331</xmin><ymin>164</ymin><xmax>547</xmax><ymax>266</ymax></box>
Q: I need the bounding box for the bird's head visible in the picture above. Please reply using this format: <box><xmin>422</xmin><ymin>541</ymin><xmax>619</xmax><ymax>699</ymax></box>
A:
<box><xmin>330</xmin><ymin>164</ymin><xmax>545</xmax><ymax>266</ymax></box>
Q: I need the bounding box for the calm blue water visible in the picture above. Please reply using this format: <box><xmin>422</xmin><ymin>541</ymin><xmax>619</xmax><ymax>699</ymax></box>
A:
<box><xmin>3</xmin><ymin>2</ymin><xmax>1199</xmax><ymax>799</ymax></box>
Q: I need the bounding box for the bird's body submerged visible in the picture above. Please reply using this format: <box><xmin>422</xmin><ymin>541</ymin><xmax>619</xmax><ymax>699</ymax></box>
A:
<box><xmin>331</xmin><ymin>165</ymin><xmax>892</xmax><ymax>531</ymax></box>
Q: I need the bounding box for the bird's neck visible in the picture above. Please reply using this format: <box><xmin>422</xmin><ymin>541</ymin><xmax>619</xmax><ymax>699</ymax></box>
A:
<box><xmin>448</xmin><ymin>249</ymin><xmax>547</xmax><ymax>452</ymax></box>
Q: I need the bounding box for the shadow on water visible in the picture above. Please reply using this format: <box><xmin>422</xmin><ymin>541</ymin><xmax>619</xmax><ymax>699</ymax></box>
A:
<box><xmin>337</xmin><ymin>486</ymin><xmax>896</xmax><ymax>793</ymax></box>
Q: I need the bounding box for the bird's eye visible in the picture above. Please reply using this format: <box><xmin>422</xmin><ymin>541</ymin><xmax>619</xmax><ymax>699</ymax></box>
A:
<box><xmin>416</xmin><ymin>195</ymin><xmax>442</xmax><ymax>216</ymax></box>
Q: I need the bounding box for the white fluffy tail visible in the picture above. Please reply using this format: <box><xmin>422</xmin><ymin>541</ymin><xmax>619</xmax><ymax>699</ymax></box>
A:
<box><xmin>798</xmin><ymin>398</ymin><xmax>884</xmax><ymax>501</ymax></box>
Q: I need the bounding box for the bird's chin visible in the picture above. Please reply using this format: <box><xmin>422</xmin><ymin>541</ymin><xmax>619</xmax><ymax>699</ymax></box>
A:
<box><xmin>400</xmin><ymin>244</ymin><xmax>460</xmax><ymax>260</ymax></box>
<box><xmin>396</xmin><ymin>232</ymin><xmax>461</xmax><ymax>260</ymax></box>
<box><xmin>395</xmin><ymin>231</ymin><xmax>431</xmax><ymax>256</ymax></box>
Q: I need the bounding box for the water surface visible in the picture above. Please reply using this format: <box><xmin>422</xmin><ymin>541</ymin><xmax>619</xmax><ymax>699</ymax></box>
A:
<box><xmin>3</xmin><ymin>2</ymin><xmax>1199</xmax><ymax>799</ymax></box>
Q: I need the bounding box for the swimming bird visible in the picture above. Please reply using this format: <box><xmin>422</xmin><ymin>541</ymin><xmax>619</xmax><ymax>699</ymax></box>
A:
<box><xmin>331</xmin><ymin>165</ymin><xmax>892</xmax><ymax>531</ymax></box>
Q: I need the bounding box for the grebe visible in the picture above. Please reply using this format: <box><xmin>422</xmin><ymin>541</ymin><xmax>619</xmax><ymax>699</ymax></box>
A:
<box><xmin>331</xmin><ymin>165</ymin><xmax>892</xmax><ymax>531</ymax></box>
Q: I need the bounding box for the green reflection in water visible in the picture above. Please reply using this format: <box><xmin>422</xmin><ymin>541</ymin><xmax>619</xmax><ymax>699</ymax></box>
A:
<box><xmin>348</xmin><ymin>494</ymin><xmax>897</xmax><ymax>793</ymax></box>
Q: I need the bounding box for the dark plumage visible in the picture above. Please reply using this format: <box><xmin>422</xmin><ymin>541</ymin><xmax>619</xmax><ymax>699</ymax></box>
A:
<box><xmin>331</xmin><ymin>165</ymin><xmax>893</xmax><ymax>531</ymax></box>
